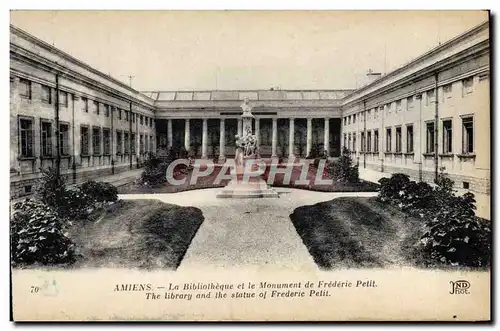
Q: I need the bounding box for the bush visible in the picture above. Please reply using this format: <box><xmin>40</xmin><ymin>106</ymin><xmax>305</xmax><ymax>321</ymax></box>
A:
<box><xmin>420</xmin><ymin>192</ymin><xmax>491</xmax><ymax>268</ymax></box>
<box><xmin>36</xmin><ymin>167</ymin><xmax>67</xmax><ymax>210</ymax></box>
<box><xmin>139</xmin><ymin>153</ymin><xmax>170</xmax><ymax>187</ymax></box>
<box><xmin>325</xmin><ymin>147</ymin><xmax>359</xmax><ymax>183</ymax></box>
<box><xmin>11</xmin><ymin>199</ymin><xmax>76</xmax><ymax>266</ymax></box>
<box><xmin>79</xmin><ymin>180</ymin><xmax>118</xmax><ymax>203</ymax></box>
<box><xmin>377</xmin><ymin>170</ymin><xmax>491</xmax><ymax>268</ymax></box>
<box><xmin>60</xmin><ymin>187</ymin><xmax>94</xmax><ymax>220</ymax></box>
<box><xmin>307</xmin><ymin>143</ymin><xmax>326</xmax><ymax>159</ymax></box>
<box><xmin>377</xmin><ymin>173</ymin><xmax>411</xmax><ymax>204</ymax></box>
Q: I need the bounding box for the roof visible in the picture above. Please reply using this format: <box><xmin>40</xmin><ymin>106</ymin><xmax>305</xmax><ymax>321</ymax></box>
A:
<box><xmin>141</xmin><ymin>89</ymin><xmax>355</xmax><ymax>102</ymax></box>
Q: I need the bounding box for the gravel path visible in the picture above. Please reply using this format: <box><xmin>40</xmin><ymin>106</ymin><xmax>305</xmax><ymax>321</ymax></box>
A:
<box><xmin>120</xmin><ymin>188</ymin><xmax>377</xmax><ymax>271</ymax></box>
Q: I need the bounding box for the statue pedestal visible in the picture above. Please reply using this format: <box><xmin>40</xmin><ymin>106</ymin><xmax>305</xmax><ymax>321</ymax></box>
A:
<box><xmin>216</xmin><ymin>156</ymin><xmax>279</xmax><ymax>199</ymax></box>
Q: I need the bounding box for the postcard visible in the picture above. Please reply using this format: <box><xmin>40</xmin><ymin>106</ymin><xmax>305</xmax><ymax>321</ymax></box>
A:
<box><xmin>9</xmin><ymin>10</ymin><xmax>491</xmax><ymax>321</ymax></box>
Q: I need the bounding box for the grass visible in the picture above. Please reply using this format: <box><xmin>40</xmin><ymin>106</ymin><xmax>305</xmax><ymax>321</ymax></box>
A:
<box><xmin>289</xmin><ymin>197</ymin><xmax>425</xmax><ymax>269</ymax></box>
<box><xmin>67</xmin><ymin>199</ymin><xmax>204</xmax><ymax>269</ymax></box>
<box><xmin>118</xmin><ymin>163</ymin><xmax>378</xmax><ymax>194</ymax></box>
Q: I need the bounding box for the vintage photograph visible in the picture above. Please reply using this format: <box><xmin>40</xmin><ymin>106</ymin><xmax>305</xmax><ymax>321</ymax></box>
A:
<box><xmin>9</xmin><ymin>10</ymin><xmax>491</xmax><ymax>321</ymax></box>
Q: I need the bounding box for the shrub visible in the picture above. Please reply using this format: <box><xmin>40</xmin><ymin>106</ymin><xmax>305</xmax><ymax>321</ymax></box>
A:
<box><xmin>377</xmin><ymin>173</ymin><xmax>411</xmax><ymax>204</ymax></box>
<box><xmin>420</xmin><ymin>192</ymin><xmax>491</xmax><ymax>268</ymax></box>
<box><xmin>11</xmin><ymin>199</ymin><xmax>76</xmax><ymax>266</ymax></box>
<box><xmin>326</xmin><ymin>147</ymin><xmax>359</xmax><ymax>183</ymax></box>
<box><xmin>307</xmin><ymin>143</ymin><xmax>325</xmax><ymax>159</ymax></box>
<box><xmin>36</xmin><ymin>167</ymin><xmax>67</xmax><ymax>210</ymax></box>
<box><xmin>79</xmin><ymin>180</ymin><xmax>118</xmax><ymax>203</ymax></box>
<box><xmin>377</xmin><ymin>169</ymin><xmax>491</xmax><ymax>268</ymax></box>
<box><xmin>399</xmin><ymin>181</ymin><xmax>434</xmax><ymax>213</ymax></box>
<box><xmin>60</xmin><ymin>187</ymin><xmax>94</xmax><ymax>220</ymax></box>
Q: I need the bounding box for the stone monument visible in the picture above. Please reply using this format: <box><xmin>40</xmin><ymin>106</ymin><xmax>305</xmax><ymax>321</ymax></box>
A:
<box><xmin>216</xmin><ymin>97</ymin><xmax>279</xmax><ymax>198</ymax></box>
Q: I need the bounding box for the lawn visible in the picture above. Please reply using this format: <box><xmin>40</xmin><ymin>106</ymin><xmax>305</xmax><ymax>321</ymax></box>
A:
<box><xmin>289</xmin><ymin>197</ymin><xmax>425</xmax><ymax>269</ymax></box>
<box><xmin>67</xmin><ymin>199</ymin><xmax>204</xmax><ymax>269</ymax></box>
<box><xmin>118</xmin><ymin>163</ymin><xmax>378</xmax><ymax>194</ymax></box>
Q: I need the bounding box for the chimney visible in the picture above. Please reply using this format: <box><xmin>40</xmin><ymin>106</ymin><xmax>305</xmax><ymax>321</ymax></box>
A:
<box><xmin>366</xmin><ymin>69</ymin><xmax>382</xmax><ymax>84</ymax></box>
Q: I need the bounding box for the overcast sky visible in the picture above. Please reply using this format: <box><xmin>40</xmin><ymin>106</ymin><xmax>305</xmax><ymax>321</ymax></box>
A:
<box><xmin>10</xmin><ymin>10</ymin><xmax>488</xmax><ymax>91</ymax></box>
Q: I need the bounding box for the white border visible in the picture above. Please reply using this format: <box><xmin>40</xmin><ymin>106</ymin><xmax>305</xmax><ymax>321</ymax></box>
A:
<box><xmin>2</xmin><ymin>1</ymin><xmax>498</xmax><ymax>329</ymax></box>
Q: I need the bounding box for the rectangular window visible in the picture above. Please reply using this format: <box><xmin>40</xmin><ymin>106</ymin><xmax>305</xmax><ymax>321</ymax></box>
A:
<box><xmin>367</xmin><ymin>131</ymin><xmax>372</xmax><ymax>152</ymax></box>
<box><xmin>386</xmin><ymin>128</ymin><xmax>392</xmax><ymax>152</ymax></box>
<box><xmin>131</xmin><ymin>133</ymin><xmax>136</xmax><ymax>153</ymax></box>
<box><xmin>92</xmin><ymin>128</ymin><xmax>101</xmax><ymax>155</ymax></box>
<box><xmin>443</xmin><ymin>120</ymin><xmax>453</xmax><ymax>154</ymax></box>
<box><xmin>116</xmin><ymin>131</ymin><xmax>122</xmax><ymax>155</ymax></box>
<box><xmin>125</xmin><ymin>111</ymin><xmax>129</xmax><ymax>121</ymax></box>
<box><xmin>59</xmin><ymin>124</ymin><xmax>69</xmax><ymax>156</ymax></box>
<box><xmin>41</xmin><ymin>121</ymin><xmax>52</xmax><ymax>157</ymax></box>
<box><xmin>395</xmin><ymin>127</ymin><xmax>402</xmax><ymax>153</ymax></box>
<box><xmin>463</xmin><ymin>77</ymin><xmax>474</xmax><ymax>95</ymax></box>
<box><xmin>82</xmin><ymin>97</ymin><xmax>88</xmax><ymax>112</ymax></box>
<box><xmin>353</xmin><ymin>135</ymin><xmax>357</xmax><ymax>152</ymax></box>
<box><xmin>59</xmin><ymin>91</ymin><xmax>68</xmax><ymax>107</ymax></box>
<box><xmin>19</xmin><ymin>118</ymin><xmax>34</xmax><ymax>157</ymax></box>
<box><xmin>361</xmin><ymin>132</ymin><xmax>365</xmax><ymax>152</ymax></box>
<box><xmin>343</xmin><ymin>134</ymin><xmax>347</xmax><ymax>148</ymax></box>
<box><xmin>140</xmin><ymin>115</ymin><xmax>144</xmax><ymax>125</ymax></box>
<box><xmin>19</xmin><ymin>79</ymin><xmax>31</xmax><ymax>99</ymax></box>
<box><xmin>140</xmin><ymin>134</ymin><xmax>144</xmax><ymax>153</ymax></box>
<box><xmin>426</xmin><ymin>122</ymin><xmax>435</xmax><ymax>153</ymax></box>
<box><xmin>81</xmin><ymin>126</ymin><xmax>89</xmax><ymax>155</ymax></box>
<box><xmin>103</xmin><ymin>128</ymin><xmax>111</xmax><ymax>154</ymax></box>
<box><xmin>118</xmin><ymin>109</ymin><xmax>122</xmax><ymax>120</ymax></box>
<box><xmin>353</xmin><ymin>114</ymin><xmax>356</xmax><ymax>124</ymax></box>
<box><xmin>104</xmin><ymin>105</ymin><xmax>110</xmax><ymax>118</ymax></box>
<box><xmin>124</xmin><ymin>132</ymin><xmax>130</xmax><ymax>154</ymax></box>
<box><xmin>132</xmin><ymin>113</ymin><xmax>136</xmax><ymax>123</ymax></box>
<box><xmin>41</xmin><ymin>85</ymin><xmax>52</xmax><ymax>104</ymax></box>
<box><xmin>374</xmin><ymin>130</ymin><xmax>379</xmax><ymax>153</ymax></box>
<box><xmin>348</xmin><ymin>116</ymin><xmax>351</xmax><ymax>125</ymax></box>
<box><xmin>94</xmin><ymin>101</ymin><xmax>99</xmax><ymax>115</ymax></box>
<box><xmin>407</xmin><ymin>96</ymin><xmax>414</xmax><ymax>110</ymax></box>
<box><xmin>462</xmin><ymin>117</ymin><xmax>474</xmax><ymax>154</ymax></box>
<box><xmin>406</xmin><ymin>125</ymin><xmax>414</xmax><ymax>153</ymax></box>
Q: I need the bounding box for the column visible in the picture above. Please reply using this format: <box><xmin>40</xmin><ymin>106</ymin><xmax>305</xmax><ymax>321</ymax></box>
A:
<box><xmin>167</xmin><ymin>119</ymin><xmax>173</xmax><ymax>148</ymax></box>
<box><xmin>202</xmin><ymin>118</ymin><xmax>208</xmax><ymax>159</ymax></box>
<box><xmin>219</xmin><ymin>119</ymin><xmax>225</xmax><ymax>161</ymax></box>
<box><xmin>324</xmin><ymin>118</ymin><xmax>330</xmax><ymax>157</ymax></box>
<box><xmin>254</xmin><ymin>118</ymin><xmax>260</xmax><ymax>147</ymax></box>
<box><xmin>306</xmin><ymin>118</ymin><xmax>312</xmax><ymax>157</ymax></box>
<box><xmin>288</xmin><ymin>118</ymin><xmax>295</xmax><ymax>157</ymax></box>
<box><xmin>184</xmin><ymin>119</ymin><xmax>190</xmax><ymax>151</ymax></box>
<box><xmin>271</xmin><ymin>118</ymin><xmax>278</xmax><ymax>157</ymax></box>
<box><xmin>237</xmin><ymin>118</ymin><xmax>243</xmax><ymax>137</ymax></box>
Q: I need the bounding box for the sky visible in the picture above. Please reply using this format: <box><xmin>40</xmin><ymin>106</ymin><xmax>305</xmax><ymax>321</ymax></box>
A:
<box><xmin>10</xmin><ymin>10</ymin><xmax>488</xmax><ymax>92</ymax></box>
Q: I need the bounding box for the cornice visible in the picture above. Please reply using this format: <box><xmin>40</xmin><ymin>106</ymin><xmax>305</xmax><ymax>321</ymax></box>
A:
<box><xmin>10</xmin><ymin>25</ymin><xmax>155</xmax><ymax>110</ymax></box>
<box><xmin>342</xmin><ymin>39</ymin><xmax>489</xmax><ymax>110</ymax></box>
<box><xmin>342</xmin><ymin>21</ymin><xmax>489</xmax><ymax>107</ymax></box>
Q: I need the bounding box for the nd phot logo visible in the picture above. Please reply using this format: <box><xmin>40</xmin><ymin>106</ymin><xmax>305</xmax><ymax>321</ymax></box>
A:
<box><xmin>449</xmin><ymin>280</ymin><xmax>470</xmax><ymax>295</ymax></box>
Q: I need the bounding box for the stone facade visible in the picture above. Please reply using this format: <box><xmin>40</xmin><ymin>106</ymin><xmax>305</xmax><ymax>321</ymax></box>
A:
<box><xmin>342</xmin><ymin>21</ymin><xmax>490</xmax><ymax>196</ymax></box>
<box><xmin>10</xmin><ymin>25</ymin><xmax>156</xmax><ymax>198</ymax></box>
<box><xmin>10</xmin><ymin>21</ymin><xmax>490</xmax><ymax>200</ymax></box>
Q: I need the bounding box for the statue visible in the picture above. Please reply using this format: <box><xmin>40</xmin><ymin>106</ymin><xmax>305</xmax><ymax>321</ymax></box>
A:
<box><xmin>241</xmin><ymin>97</ymin><xmax>252</xmax><ymax>116</ymax></box>
<box><xmin>216</xmin><ymin>96</ymin><xmax>278</xmax><ymax>198</ymax></box>
<box><xmin>236</xmin><ymin>97</ymin><xmax>258</xmax><ymax>158</ymax></box>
